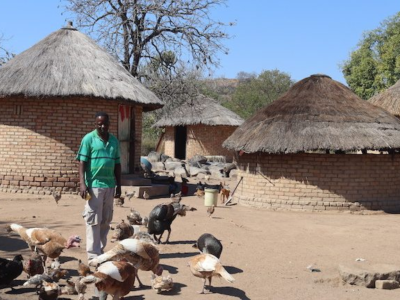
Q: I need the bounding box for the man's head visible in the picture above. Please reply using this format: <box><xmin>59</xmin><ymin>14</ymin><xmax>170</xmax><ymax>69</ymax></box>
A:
<box><xmin>95</xmin><ymin>112</ymin><xmax>110</xmax><ymax>137</ymax></box>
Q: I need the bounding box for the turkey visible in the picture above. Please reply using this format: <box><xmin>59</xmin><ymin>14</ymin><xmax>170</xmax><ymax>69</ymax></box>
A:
<box><xmin>88</xmin><ymin>238</ymin><xmax>163</xmax><ymax>287</ymax></box>
<box><xmin>80</xmin><ymin>260</ymin><xmax>136</xmax><ymax>300</ymax></box>
<box><xmin>192</xmin><ymin>233</ymin><xmax>223</xmax><ymax>258</ymax></box>
<box><xmin>148</xmin><ymin>201</ymin><xmax>197</xmax><ymax>244</ymax></box>
<box><xmin>188</xmin><ymin>253</ymin><xmax>234</xmax><ymax>294</ymax></box>
<box><xmin>0</xmin><ymin>254</ymin><xmax>23</xmax><ymax>289</ymax></box>
<box><xmin>6</xmin><ymin>223</ymin><xmax>81</xmax><ymax>264</ymax></box>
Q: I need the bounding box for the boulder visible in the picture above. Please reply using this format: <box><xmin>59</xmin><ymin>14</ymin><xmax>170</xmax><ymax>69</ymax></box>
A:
<box><xmin>339</xmin><ymin>263</ymin><xmax>400</xmax><ymax>288</ymax></box>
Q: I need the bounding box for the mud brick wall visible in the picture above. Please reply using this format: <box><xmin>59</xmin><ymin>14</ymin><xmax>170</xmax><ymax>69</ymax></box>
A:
<box><xmin>234</xmin><ymin>152</ymin><xmax>400</xmax><ymax>212</ymax></box>
<box><xmin>0</xmin><ymin>97</ymin><xmax>141</xmax><ymax>194</ymax></box>
<box><xmin>163</xmin><ymin>125</ymin><xmax>237</xmax><ymax>162</ymax></box>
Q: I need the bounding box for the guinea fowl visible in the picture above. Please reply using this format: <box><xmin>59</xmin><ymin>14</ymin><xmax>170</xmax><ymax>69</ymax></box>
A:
<box><xmin>88</xmin><ymin>238</ymin><xmax>163</xmax><ymax>287</ymax></box>
<box><xmin>193</xmin><ymin>233</ymin><xmax>223</xmax><ymax>258</ymax></box>
<box><xmin>6</xmin><ymin>223</ymin><xmax>81</xmax><ymax>263</ymax></box>
<box><xmin>148</xmin><ymin>201</ymin><xmax>197</xmax><ymax>244</ymax></box>
<box><xmin>0</xmin><ymin>254</ymin><xmax>23</xmax><ymax>289</ymax></box>
<box><xmin>188</xmin><ymin>253</ymin><xmax>235</xmax><ymax>294</ymax></box>
<box><xmin>80</xmin><ymin>260</ymin><xmax>136</xmax><ymax>300</ymax></box>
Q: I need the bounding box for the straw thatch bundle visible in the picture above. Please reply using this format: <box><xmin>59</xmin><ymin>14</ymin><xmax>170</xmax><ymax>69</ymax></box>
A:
<box><xmin>153</xmin><ymin>94</ymin><xmax>243</xmax><ymax>127</ymax></box>
<box><xmin>0</xmin><ymin>22</ymin><xmax>163</xmax><ymax>111</ymax></box>
<box><xmin>369</xmin><ymin>79</ymin><xmax>400</xmax><ymax>117</ymax></box>
<box><xmin>223</xmin><ymin>74</ymin><xmax>400</xmax><ymax>154</ymax></box>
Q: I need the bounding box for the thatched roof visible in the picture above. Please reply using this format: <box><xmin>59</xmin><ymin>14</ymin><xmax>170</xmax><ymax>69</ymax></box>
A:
<box><xmin>369</xmin><ymin>79</ymin><xmax>400</xmax><ymax>117</ymax></box>
<box><xmin>153</xmin><ymin>94</ymin><xmax>244</xmax><ymax>127</ymax></box>
<box><xmin>0</xmin><ymin>22</ymin><xmax>163</xmax><ymax>112</ymax></box>
<box><xmin>223</xmin><ymin>74</ymin><xmax>400</xmax><ymax>154</ymax></box>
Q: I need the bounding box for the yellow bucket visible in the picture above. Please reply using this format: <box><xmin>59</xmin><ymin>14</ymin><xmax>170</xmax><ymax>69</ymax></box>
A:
<box><xmin>204</xmin><ymin>188</ymin><xmax>218</xmax><ymax>206</ymax></box>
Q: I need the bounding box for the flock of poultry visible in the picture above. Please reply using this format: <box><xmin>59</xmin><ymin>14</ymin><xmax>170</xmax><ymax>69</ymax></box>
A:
<box><xmin>0</xmin><ymin>185</ymin><xmax>235</xmax><ymax>299</ymax></box>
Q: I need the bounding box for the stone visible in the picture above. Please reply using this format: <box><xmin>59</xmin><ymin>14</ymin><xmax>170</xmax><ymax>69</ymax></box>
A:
<box><xmin>339</xmin><ymin>263</ymin><xmax>400</xmax><ymax>288</ymax></box>
<box><xmin>375</xmin><ymin>280</ymin><xmax>399</xmax><ymax>290</ymax></box>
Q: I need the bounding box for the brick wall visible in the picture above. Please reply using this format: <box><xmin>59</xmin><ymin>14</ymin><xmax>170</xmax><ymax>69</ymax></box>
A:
<box><xmin>235</xmin><ymin>152</ymin><xmax>400</xmax><ymax>212</ymax></box>
<box><xmin>0</xmin><ymin>97</ymin><xmax>142</xmax><ymax>194</ymax></box>
<box><xmin>163</xmin><ymin>125</ymin><xmax>237</xmax><ymax>161</ymax></box>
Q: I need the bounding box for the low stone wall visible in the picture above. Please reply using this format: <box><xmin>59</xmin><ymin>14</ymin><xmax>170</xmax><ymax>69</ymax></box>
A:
<box><xmin>235</xmin><ymin>152</ymin><xmax>400</xmax><ymax>212</ymax></box>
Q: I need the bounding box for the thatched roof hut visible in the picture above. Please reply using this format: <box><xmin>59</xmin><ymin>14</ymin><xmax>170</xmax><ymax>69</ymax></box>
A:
<box><xmin>0</xmin><ymin>22</ymin><xmax>163</xmax><ymax>194</ymax></box>
<box><xmin>0</xmin><ymin>22</ymin><xmax>163</xmax><ymax>111</ymax></box>
<box><xmin>154</xmin><ymin>95</ymin><xmax>243</xmax><ymax>161</ymax></box>
<box><xmin>223</xmin><ymin>74</ymin><xmax>400</xmax><ymax>212</ymax></box>
<box><xmin>369</xmin><ymin>79</ymin><xmax>400</xmax><ymax>117</ymax></box>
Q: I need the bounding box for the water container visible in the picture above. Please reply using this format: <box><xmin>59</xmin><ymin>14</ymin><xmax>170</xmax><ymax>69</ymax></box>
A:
<box><xmin>204</xmin><ymin>188</ymin><xmax>218</xmax><ymax>206</ymax></box>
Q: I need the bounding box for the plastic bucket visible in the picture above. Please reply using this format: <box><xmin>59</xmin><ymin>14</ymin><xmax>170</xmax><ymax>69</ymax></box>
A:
<box><xmin>204</xmin><ymin>188</ymin><xmax>218</xmax><ymax>206</ymax></box>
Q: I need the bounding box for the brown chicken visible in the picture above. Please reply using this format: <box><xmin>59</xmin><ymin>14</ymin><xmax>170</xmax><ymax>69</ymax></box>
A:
<box><xmin>80</xmin><ymin>260</ymin><xmax>136</xmax><ymax>300</ymax></box>
<box><xmin>110</xmin><ymin>219</ymin><xmax>139</xmax><ymax>242</ymax></box>
<box><xmin>151</xmin><ymin>272</ymin><xmax>174</xmax><ymax>293</ymax></box>
<box><xmin>78</xmin><ymin>259</ymin><xmax>92</xmax><ymax>277</ymax></box>
<box><xmin>22</xmin><ymin>252</ymin><xmax>44</xmax><ymax>278</ymax></box>
<box><xmin>38</xmin><ymin>281</ymin><xmax>60</xmax><ymax>300</ymax></box>
<box><xmin>6</xmin><ymin>223</ymin><xmax>81</xmax><ymax>262</ymax></box>
<box><xmin>188</xmin><ymin>253</ymin><xmax>235</xmax><ymax>294</ymax></box>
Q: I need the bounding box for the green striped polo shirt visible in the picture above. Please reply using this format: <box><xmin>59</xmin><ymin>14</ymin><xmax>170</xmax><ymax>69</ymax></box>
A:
<box><xmin>76</xmin><ymin>130</ymin><xmax>121</xmax><ymax>188</ymax></box>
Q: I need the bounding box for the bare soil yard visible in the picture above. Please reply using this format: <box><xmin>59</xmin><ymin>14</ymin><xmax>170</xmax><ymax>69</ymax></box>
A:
<box><xmin>1</xmin><ymin>177</ymin><xmax>400</xmax><ymax>300</ymax></box>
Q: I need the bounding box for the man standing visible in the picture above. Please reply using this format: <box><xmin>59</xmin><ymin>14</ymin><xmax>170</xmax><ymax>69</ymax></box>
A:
<box><xmin>77</xmin><ymin>112</ymin><xmax>121</xmax><ymax>262</ymax></box>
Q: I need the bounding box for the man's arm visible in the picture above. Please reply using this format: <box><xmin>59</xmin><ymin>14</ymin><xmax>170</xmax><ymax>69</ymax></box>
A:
<box><xmin>114</xmin><ymin>163</ymin><xmax>121</xmax><ymax>198</ymax></box>
<box><xmin>79</xmin><ymin>160</ymin><xmax>87</xmax><ymax>199</ymax></box>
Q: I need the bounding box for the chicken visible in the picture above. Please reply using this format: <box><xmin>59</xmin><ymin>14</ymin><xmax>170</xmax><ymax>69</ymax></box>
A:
<box><xmin>194</xmin><ymin>181</ymin><xmax>205</xmax><ymax>197</ymax></box>
<box><xmin>60</xmin><ymin>278</ymin><xmax>78</xmax><ymax>295</ymax></box>
<box><xmin>188</xmin><ymin>253</ymin><xmax>234</xmax><ymax>294</ymax></box>
<box><xmin>80</xmin><ymin>260</ymin><xmax>136</xmax><ymax>300</ymax></box>
<box><xmin>192</xmin><ymin>233</ymin><xmax>223</xmax><ymax>258</ymax></box>
<box><xmin>50</xmin><ymin>257</ymin><xmax>61</xmax><ymax>270</ymax></box>
<box><xmin>114</xmin><ymin>197</ymin><xmax>124</xmax><ymax>207</ymax></box>
<box><xmin>23</xmin><ymin>252</ymin><xmax>45</xmax><ymax>278</ymax></box>
<box><xmin>110</xmin><ymin>219</ymin><xmax>140</xmax><ymax>242</ymax></box>
<box><xmin>6</xmin><ymin>223</ymin><xmax>81</xmax><ymax>262</ymax></box>
<box><xmin>78</xmin><ymin>259</ymin><xmax>92</xmax><ymax>277</ymax></box>
<box><xmin>0</xmin><ymin>254</ymin><xmax>23</xmax><ymax>289</ymax></box>
<box><xmin>143</xmin><ymin>191</ymin><xmax>150</xmax><ymax>200</ymax></box>
<box><xmin>47</xmin><ymin>267</ymin><xmax>68</xmax><ymax>282</ymax></box>
<box><xmin>52</xmin><ymin>191</ymin><xmax>61</xmax><ymax>205</ymax></box>
<box><xmin>126</xmin><ymin>208</ymin><xmax>144</xmax><ymax>225</ymax></box>
<box><xmin>23</xmin><ymin>273</ymin><xmax>53</xmax><ymax>289</ymax></box>
<box><xmin>142</xmin><ymin>216</ymin><xmax>149</xmax><ymax>228</ymax></box>
<box><xmin>38</xmin><ymin>281</ymin><xmax>60</xmax><ymax>300</ymax></box>
<box><xmin>207</xmin><ymin>205</ymin><xmax>215</xmax><ymax>217</ymax></box>
<box><xmin>132</xmin><ymin>231</ymin><xmax>157</xmax><ymax>245</ymax></box>
<box><xmin>148</xmin><ymin>202</ymin><xmax>197</xmax><ymax>244</ymax></box>
<box><xmin>88</xmin><ymin>238</ymin><xmax>163</xmax><ymax>276</ymax></box>
<box><xmin>151</xmin><ymin>272</ymin><xmax>174</xmax><ymax>293</ymax></box>
<box><xmin>170</xmin><ymin>191</ymin><xmax>182</xmax><ymax>203</ymax></box>
<box><xmin>124</xmin><ymin>190</ymin><xmax>136</xmax><ymax>200</ymax></box>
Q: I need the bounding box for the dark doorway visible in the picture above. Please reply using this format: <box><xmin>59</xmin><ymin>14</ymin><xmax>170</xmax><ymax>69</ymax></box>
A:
<box><xmin>175</xmin><ymin>126</ymin><xmax>187</xmax><ymax>159</ymax></box>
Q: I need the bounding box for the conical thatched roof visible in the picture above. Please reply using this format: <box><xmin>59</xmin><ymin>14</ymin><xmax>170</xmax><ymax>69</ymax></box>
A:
<box><xmin>153</xmin><ymin>94</ymin><xmax>244</xmax><ymax>127</ymax></box>
<box><xmin>223</xmin><ymin>74</ymin><xmax>400</xmax><ymax>154</ymax></box>
<box><xmin>0</xmin><ymin>22</ymin><xmax>163</xmax><ymax>111</ymax></box>
<box><xmin>369</xmin><ymin>79</ymin><xmax>400</xmax><ymax>117</ymax></box>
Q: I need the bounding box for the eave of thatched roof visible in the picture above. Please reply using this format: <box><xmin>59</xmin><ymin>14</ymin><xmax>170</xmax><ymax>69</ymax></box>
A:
<box><xmin>153</xmin><ymin>94</ymin><xmax>244</xmax><ymax>127</ymax></box>
<box><xmin>0</xmin><ymin>23</ymin><xmax>163</xmax><ymax>112</ymax></box>
<box><xmin>223</xmin><ymin>74</ymin><xmax>400</xmax><ymax>154</ymax></box>
<box><xmin>369</xmin><ymin>79</ymin><xmax>400</xmax><ymax>117</ymax></box>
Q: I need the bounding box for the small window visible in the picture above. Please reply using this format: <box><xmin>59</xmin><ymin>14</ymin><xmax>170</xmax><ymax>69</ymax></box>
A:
<box><xmin>14</xmin><ymin>105</ymin><xmax>22</xmax><ymax>115</ymax></box>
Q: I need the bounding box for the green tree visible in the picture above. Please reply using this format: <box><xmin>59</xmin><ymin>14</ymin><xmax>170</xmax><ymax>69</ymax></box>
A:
<box><xmin>223</xmin><ymin>70</ymin><xmax>294</xmax><ymax>119</ymax></box>
<box><xmin>342</xmin><ymin>12</ymin><xmax>400</xmax><ymax>99</ymax></box>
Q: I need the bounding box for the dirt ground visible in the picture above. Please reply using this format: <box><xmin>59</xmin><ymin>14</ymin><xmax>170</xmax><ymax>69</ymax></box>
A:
<box><xmin>1</xmin><ymin>176</ymin><xmax>400</xmax><ymax>300</ymax></box>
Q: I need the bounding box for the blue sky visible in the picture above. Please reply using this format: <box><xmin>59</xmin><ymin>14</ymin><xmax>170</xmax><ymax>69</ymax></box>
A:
<box><xmin>0</xmin><ymin>1</ymin><xmax>399</xmax><ymax>85</ymax></box>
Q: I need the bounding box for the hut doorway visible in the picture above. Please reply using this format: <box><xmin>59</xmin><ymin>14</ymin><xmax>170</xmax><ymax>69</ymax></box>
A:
<box><xmin>175</xmin><ymin>126</ymin><xmax>187</xmax><ymax>159</ymax></box>
<box><xmin>118</xmin><ymin>105</ymin><xmax>135</xmax><ymax>174</ymax></box>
